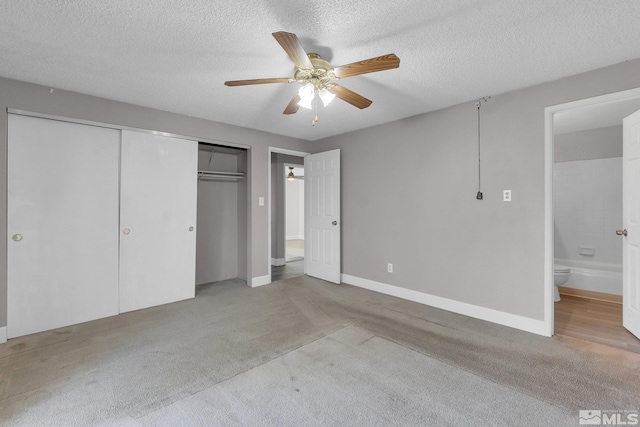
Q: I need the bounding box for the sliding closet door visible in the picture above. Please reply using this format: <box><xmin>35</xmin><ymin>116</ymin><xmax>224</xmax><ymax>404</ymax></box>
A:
<box><xmin>119</xmin><ymin>130</ymin><xmax>198</xmax><ymax>313</ymax></box>
<box><xmin>7</xmin><ymin>115</ymin><xmax>120</xmax><ymax>338</ymax></box>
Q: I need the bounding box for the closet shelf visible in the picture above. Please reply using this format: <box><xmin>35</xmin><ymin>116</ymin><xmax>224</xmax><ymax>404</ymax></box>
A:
<box><xmin>198</xmin><ymin>170</ymin><xmax>245</xmax><ymax>181</ymax></box>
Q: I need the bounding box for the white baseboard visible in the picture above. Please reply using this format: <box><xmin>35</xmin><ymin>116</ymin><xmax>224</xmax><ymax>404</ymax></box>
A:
<box><xmin>286</xmin><ymin>236</ymin><xmax>304</xmax><ymax>241</ymax></box>
<box><xmin>271</xmin><ymin>258</ymin><xmax>286</xmax><ymax>266</ymax></box>
<box><xmin>0</xmin><ymin>326</ymin><xmax>6</xmax><ymax>344</ymax></box>
<box><xmin>341</xmin><ymin>274</ymin><xmax>549</xmax><ymax>337</ymax></box>
<box><xmin>251</xmin><ymin>274</ymin><xmax>271</xmax><ymax>288</ymax></box>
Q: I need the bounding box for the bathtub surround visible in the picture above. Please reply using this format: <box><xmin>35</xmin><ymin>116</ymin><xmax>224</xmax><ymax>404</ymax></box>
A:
<box><xmin>554</xmin><ymin>157</ymin><xmax>623</xmax><ymax>267</ymax></box>
<box><xmin>557</xmin><ymin>260</ymin><xmax>623</xmax><ymax>296</ymax></box>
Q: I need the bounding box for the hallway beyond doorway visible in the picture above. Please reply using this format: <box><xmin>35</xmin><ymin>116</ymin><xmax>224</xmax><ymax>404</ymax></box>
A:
<box><xmin>286</xmin><ymin>239</ymin><xmax>304</xmax><ymax>262</ymax></box>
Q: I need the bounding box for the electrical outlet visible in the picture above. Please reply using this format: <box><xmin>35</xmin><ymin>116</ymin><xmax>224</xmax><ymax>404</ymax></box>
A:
<box><xmin>503</xmin><ymin>190</ymin><xmax>511</xmax><ymax>202</ymax></box>
<box><xmin>387</xmin><ymin>263</ymin><xmax>393</xmax><ymax>273</ymax></box>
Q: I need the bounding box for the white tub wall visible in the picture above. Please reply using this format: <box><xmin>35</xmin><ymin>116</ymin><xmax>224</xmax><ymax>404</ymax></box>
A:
<box><xmin>554</xmin><ymin>155</ymin><xmax>623</xmax><ymax>266</ymax></box>
<box><xmin>555</xmin><ymin>259</ymin><xmax>622</xmax><ymax>295</ymax></box>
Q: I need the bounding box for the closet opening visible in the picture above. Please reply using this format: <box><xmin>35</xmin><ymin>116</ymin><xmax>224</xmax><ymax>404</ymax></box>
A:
<box><xmin>196</xmin><ymin>142</ymin><xmax>248</xmax><ymax>289</ymax></box>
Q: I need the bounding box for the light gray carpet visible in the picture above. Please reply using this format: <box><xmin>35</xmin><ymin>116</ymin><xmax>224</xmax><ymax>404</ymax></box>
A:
<box><xmin>137</xmin><ymin>326</ymin><xmax>573</xmax><ymax>426</ymax></box>
<box><xmin>1</xmin><ymin>275</ymin><xmax>639</xmax><ymax>426</ymax></box>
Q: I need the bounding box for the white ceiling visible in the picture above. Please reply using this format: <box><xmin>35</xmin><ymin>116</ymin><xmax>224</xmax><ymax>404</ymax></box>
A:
<box><xmin>2</xmin><ymin>1</ymin><xmax>640</xmax><ymax>141</ymax></box>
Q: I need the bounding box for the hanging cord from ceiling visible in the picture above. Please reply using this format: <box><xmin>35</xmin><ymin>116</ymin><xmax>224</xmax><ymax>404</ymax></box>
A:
<box><xmin>476</xmin><ymin>96</ymin><xmax>490</xmax><ymax>200</ymax></box>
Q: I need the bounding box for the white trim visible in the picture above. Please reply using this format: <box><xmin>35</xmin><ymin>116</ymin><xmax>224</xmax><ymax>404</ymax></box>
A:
<box><xmin>267</xmin><ymin>147</ymin><xmax>310</xmax><ymax>286</ymax></box>
<box><xmin>8</xmin><ymin>109</ymin><xmax>251</xmax><ymax>150</ymax></box>
<box><xmin>286</xmin><ymin>235</ymin><xmax>304</xmax><ymax>241</ymax></box>
<box><xmin>544</xmin><ymin>87</ymin><xmax>640</xmax><ymax>338</ymax></box>
<box><xmin>251</xmin><ymin>274</ymin><xmax>271</xmax><ymax>288</ymax></box>
<box><xmin>342</xmin><ymin>274</ymin><xmax>549</xmax><ymax>336</ymax></box>
<box><xmin>0</xmin><ymin>327</ymin><xmax>6</xmax><ymax>344</ymax></box>
<box><xmin>544</xmin><ymin>106</ymin><xmax>555</xmax><ymax>337</ymax></box>
<box><xmin>271</xmin><ymin>258</ymin><xmax>286</xmax><ymax>266</ymax></box>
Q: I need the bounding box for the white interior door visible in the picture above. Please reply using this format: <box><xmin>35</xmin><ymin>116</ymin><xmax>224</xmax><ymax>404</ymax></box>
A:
<box><xmin>119</xmin><ymin>130</ymin><xmax>198</xmax><ymax>313</ymax></box>
<box><xmin>623</xmin><ymin>109</ymin><xmax>640</xmax><ymax>339</ymax></box>
<box><xmin>7</xmin><ymin>115</ymin><xmax>120</xmax><ymax>338</ymax></box>
<box><xmin>304</xmin><ymin>149</ymin><xmax>340</xmax><ymax>283</ymax></box>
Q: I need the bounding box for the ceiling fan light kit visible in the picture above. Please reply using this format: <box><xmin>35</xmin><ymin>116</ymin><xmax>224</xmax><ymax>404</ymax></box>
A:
<box><xmin>224</xmin><ymin>31</ymin><xmax>400</xmax><ymax>125</ymax></box>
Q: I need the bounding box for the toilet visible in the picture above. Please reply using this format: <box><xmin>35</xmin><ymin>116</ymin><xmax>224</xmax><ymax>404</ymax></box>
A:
<box><xmin>553</xmin><ymin>264</ymin><xmax>571</xmax><ymax>302</ymax></box>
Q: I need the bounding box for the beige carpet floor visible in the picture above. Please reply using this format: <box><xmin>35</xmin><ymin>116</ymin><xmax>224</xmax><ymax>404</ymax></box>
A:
<box><xmin>1</xmin><ymin>275</ymin><xmax>639</xmax><ymax>426</ymax></box>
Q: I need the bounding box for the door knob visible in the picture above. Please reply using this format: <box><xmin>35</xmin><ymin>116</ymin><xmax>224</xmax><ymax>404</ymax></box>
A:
<box><xmin>12</xmin><ymin>234</ymin><xmax>22</xmax><ymax>242</ymax></box>
<box><xmin>188</xmin><ymin>226</ymin><xmax>194</xmax><ymax>232</ymax></box>
<box><xmin>332</xmin><ymin>220</ymin><xmax>338</xmax><ymax>226</ymax></box>
<box><xmin>123</xmin><ymin>228</ymin><xmax>131</xmax><ymax>235</ymax></box>
<box><xmin>616</xmin><ymin>229</ymin><xmax>628</xmax><ymax>236</ymax></box>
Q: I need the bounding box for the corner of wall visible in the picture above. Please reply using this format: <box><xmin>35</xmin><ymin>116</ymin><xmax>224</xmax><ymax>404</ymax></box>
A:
<box><xmin>0</xmin><ymin>326</ymin><xmax>6</xmax><ymax>344</ymax></box>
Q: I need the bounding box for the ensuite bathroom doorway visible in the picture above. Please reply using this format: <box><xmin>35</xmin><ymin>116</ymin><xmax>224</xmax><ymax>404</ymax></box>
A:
<box><xmin>550</xmin><ymin>91</ymin><xmax>640</xmax><ymax>353</ymax></box>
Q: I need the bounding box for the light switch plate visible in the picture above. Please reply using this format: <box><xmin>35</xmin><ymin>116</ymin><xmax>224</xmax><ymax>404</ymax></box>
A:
<box><xmin>258</xmin><ymin>197</ymin><xmax>264</xmax><ymax>206</ymax></box>
<box><xmin>503</xmin><ymin>190</ymin><xmax>511</xmax><ymax>202</ymax></box>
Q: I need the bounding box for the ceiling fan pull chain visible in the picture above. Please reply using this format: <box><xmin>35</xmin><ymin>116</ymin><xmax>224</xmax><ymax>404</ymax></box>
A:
<box><xmin>312</xmin><ymin>96</ymin><xmax>318</xmax><ymax>126</ymax></box>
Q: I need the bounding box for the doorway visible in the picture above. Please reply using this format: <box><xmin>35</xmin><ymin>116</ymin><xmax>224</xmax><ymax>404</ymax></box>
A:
<box><xmin>545</xmin><ymin>87</ymin><xmax>640</xmax><ymax>352</ymax></box>
<box><xmin>271</xmin><ymin>164</ymin><xmax>305</xmax><ymax>282</ymax></box>
<box><xmin>268</xmin><ymin>148</ymin><xmax>309</xmax><ymax>283</ymax></box>
<box><xmin>285</xmin><ymin>164</ymin><xmax>305</xmax><ymax>263</ymax></box>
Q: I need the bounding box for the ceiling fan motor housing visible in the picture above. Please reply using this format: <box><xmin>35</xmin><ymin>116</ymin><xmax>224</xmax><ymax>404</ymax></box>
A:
<box><xmin>294</xmin><ymin>53</ymin><xmax>335</xmax><ymax>89</ymax></box>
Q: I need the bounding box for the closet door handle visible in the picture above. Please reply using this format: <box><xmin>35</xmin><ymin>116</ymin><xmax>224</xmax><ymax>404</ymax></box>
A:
<box><xmin>188</xmin><ymin>226</ymin><xmax>194</xmax><ymax>232</ymax></box>
<box><xmin>12</xmin><ymin>234</ymin><xmax>23</xmax><ymax>242</ymax></box>
<box><xmin>123</xmin><ymin>228</ymin><xmax>131</xmax><ymax>235</ymax></box>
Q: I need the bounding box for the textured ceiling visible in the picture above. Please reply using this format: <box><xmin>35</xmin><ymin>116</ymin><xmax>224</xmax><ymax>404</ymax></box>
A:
<box><xmin>2</xmin><ymin>1</ymin><xmax>640</xmax><ymax>141</ymax></box>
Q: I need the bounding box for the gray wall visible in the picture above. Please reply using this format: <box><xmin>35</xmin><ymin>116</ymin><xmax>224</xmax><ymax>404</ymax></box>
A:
<box><xmin>0</xmin><ymin>76</ymin><xmax>308</xmax><ymax>328</ymax></box>
<box><xmin>554</xmin><ymin>125</ymin><xmax>622</xmax><ymax>162</ymax></box>
<box><xmin>311</xmin><ymin>58</ymin><xmax>640</xmax><ymax>321</ymax></box>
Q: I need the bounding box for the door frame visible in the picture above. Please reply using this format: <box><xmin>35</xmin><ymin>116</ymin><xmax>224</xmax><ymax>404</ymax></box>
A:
<box><xmin>267</xmin><ymin>147</ymin><xmax>310</xmax><ymax>285</ymax></box>
<box><xmin>543</xmin><ymin>87</ymin><xmax>640</xmax><ymax>336</ymax></box>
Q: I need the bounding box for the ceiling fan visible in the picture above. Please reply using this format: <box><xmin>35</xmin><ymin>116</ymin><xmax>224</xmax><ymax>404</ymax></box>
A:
<box><xmin>224</xmin><ymin>31</ymin><xmax>400</xmax><ymax>117</ymax></box>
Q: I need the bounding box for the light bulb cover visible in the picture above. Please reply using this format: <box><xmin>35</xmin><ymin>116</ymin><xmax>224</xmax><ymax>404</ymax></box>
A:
<box><xmin>297</xmin><ymin>83</ymin><xmax>315</xmax><ymax>109</ymax></box>
<box><xmin>318</xmin><ymin>88</ymin><xmax>336</xmax><ymax>107</ymax></box>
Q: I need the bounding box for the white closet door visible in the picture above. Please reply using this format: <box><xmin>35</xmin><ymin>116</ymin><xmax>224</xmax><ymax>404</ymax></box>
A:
<box><xmin>119</xmin><ymin>130</ymin><xmax>198</xmax><ymax>313</ymax></box>
<box><xmin>7</xmin><ymin>115</ymin><xmax>120</xmax><ymax>338</ymax></box>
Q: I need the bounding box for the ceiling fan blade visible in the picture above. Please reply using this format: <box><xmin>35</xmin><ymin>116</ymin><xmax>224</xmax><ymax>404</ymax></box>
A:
<box><xmin>283</xmin><ymin>93</ymin><xmax>301</xmax><ymax>115</ymax></box>
<box><xmin>328</xmin><ymin>84</ymin><xmax>372</xmax><ymax>109</ymax></box>
<box><xmin>272</xmin><ymin>31</ymin><xmax>313</xmax><ymax>69</ymax></box>
<box><xmin>224</xmin><ymin>78</ymin><xmax>290</xmax><ymax>87</ymax></box>
<box><xmin>332</xmin><ymin>53</ymin><xmax>400</xmax><ymax>79</ymax></box>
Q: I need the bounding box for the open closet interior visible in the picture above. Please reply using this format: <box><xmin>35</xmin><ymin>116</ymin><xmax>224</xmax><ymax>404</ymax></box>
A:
<box><xmin>196</xmin><ymin>143</ymin><xmax>248</xmax><ymax>286</ymax></box>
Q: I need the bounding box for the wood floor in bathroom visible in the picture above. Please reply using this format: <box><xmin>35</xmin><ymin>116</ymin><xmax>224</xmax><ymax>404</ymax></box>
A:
<box><xmin>555</xmin><ymin>295</ymin><xmax>640</xmax><ymax>354</ymax></box>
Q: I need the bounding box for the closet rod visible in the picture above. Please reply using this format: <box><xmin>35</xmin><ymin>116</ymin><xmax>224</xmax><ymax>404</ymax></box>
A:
<box><xmin>197</xmin><ymin>170</ymin><xmax>245</xmax><ymax>180</ymax></box>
